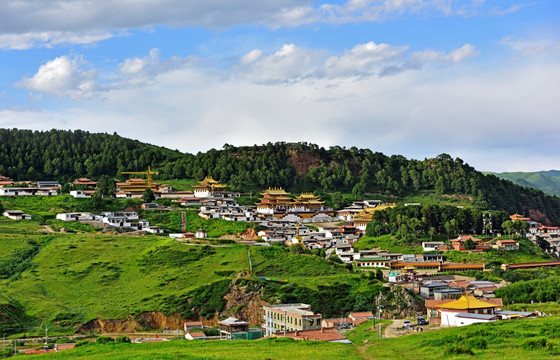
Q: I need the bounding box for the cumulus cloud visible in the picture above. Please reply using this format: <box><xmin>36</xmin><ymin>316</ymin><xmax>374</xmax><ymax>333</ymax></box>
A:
<box><xmin>0</xmin><ymin>0</ymin><xmax>530</xmax><ymax>49</ymax></box>
<box><xmin>237</xmin><ymin>42</ymin><xmax>477</xmax><ymax>82</ymax></box>
<box><xmin>3</xmin><ymin>59</ymin><xmax>560</xmax><ymax>172</ymax></box>
<box><xmin>501</xmin><ymin>37</ymin><xmax>560</xmax><ymax>59</ymax></box>
<box><xmin>237</xmin><ymin>44</ymin><xmax>327</xmax><ymax>83</ymax></box>
<box><xmin>379</xmin><ymin>43</ymin><xmax>479</xmax><ymax>76</ymax></box>
<box><xmin>119</xmin><ymin>49</ymin><xmax>160</xmax><ymax>75</ymax></box>
<box><xmin>0</xmin><ymin>31</ymin><xmax>118</xmax><ymax>50</ymax></box>
<box><xmin>17</xmin><ymin>56</ymin><xmax>96</xmax><ymax>99</ymax></box>
<box><xmin>324</xmin><ymin>41</ymin><xmax>409</xmax><ymax>78</ymax></box>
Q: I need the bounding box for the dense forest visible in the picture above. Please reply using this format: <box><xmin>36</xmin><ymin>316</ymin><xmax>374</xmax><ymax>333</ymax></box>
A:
<box><xmin>365</xmin><ymin>205</ymin><xmax>511</xmax><ymax>238</ymax></box>
<box><xmin>1</xmin><ymin>128</ymin><xmax>559</xmax><ymax>224</ymax></box>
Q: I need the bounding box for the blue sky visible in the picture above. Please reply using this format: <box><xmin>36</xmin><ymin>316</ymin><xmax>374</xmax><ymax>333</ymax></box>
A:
<box><xmin>0</xmin><ymin>0</ymin><xmax>559</xmax><ymax>172</ymax></box>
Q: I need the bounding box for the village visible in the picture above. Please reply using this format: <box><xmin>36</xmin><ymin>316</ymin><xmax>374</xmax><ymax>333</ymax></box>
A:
<box><xmin>1</xmin><ymin>171</ymin><xmax>560</xmax><ymax>354</ymax></box>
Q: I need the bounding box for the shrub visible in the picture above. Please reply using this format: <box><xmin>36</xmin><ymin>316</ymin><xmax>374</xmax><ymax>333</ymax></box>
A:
<box><xmin>96</xmin><ymin>336</ymin><xmax>115</xmax><ymax>344</ymax></box>
<box><xmin>115</xmin><ymin>336</ymin><xmax>131</xmax><ymax>343</ymax></box>
<box><xmin>463</xmin><ymin>336</ymin><xmax>488</xmax><ymax>349</ymax></box>
<box><xmin>524</xmin><ymin>338</ymin><xmax>555</xmax><ymax>351</ymax></box>
<box><xmin>75</xmin><ymin>340</ymin><xmax>94</xmax><ymax>347</ymax></box>
<box><xmin>444</xmin><ymin>343</ymin><xmax>474</xmax><ymax>356</ymax></box>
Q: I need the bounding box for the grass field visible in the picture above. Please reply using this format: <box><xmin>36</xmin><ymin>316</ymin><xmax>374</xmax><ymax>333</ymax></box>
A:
<box><xmin>30</xmin><ymin>338</ymin><xmax>361</xmax><ymax>360</ymax></box>
<box><xmin>21</xmin><ymin>316</ymin><xmax>560</xmax><ymax>359</ymax></box>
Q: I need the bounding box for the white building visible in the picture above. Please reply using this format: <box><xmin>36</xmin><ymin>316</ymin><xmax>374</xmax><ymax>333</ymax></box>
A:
<box><xmin>0</xmin><ymin>187</ymin><xmax>57</xmax><ymax>196</ymax></box>
<box><xmin>422</xmin><ymin>241</ymin><xmax>446</xmax><ymax>251</ymax></box>
<box><xmin>70</xmin><ymin>190</ymin><xmax>95</xmax><ymax>198</ymax></box>
<box><xmin>56</xmin><ymin>212</ymin><xmax>94</xmax><ymax>221</ymax></box>
<box><xmin>3</xmin><ymin>210</ymin><xmax>32</xmax><ymax>220</ymax></box>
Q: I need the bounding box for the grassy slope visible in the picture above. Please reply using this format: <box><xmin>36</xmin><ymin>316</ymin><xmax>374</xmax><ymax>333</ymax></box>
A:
<box><xmin>0</xmin><ymin>226</ymin><xmax>355</xmax><ymax>334</ymax></box>
<box><xmin>27</xmin><ymin>316</ymin><xmax>560</xmax><ymax>360</ymax></box>
<box><xmin>34</xmin><ymin>338</ymin><xmax>361</xmax><ymax>360</ymax></box>
<box><xmin>486</xmin><ymin>171</ymin><xmax>560</xmax><ymax>196</ymax></box>
<box><xmin>354</xmin><ymin>235</ymin><xmax>553</xmax><ymax>265</ymax></box>
<box><xmin>360</xmin><ymin>316</ymin><xmax>560</xmax><ymax>360</ymax></box>
<box><xmin>444</xmin><ymin>239</ymin><xmax>554</xmax><ymax>265</ymax></box>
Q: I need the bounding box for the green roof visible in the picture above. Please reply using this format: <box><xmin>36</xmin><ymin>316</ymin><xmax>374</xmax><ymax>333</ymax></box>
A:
<box><xmin>357</xmin><ymin>257</ymin><xmax>390</xmax><ymax>261</ymax></box>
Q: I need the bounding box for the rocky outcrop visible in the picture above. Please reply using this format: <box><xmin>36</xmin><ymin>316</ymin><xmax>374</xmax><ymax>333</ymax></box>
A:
<box><xmin>221</xmin><ymin>280</ymin><xmax>268</xmax><ymax>326</ymax></box>
<box><xmin>78</xmin><ymin>312</ymin><xmax>185</xmax><ymax>333</ymax></box>
<box><xmin>376</xmin><ymin>285</ymin><xmax>423</xmax><ymax>318</ymax></box>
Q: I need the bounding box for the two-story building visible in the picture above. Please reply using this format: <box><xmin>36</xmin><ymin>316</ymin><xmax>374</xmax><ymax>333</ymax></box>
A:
<box><xmin>262</xmin><ymin>303</ymin><xmax>322</xmax><ymax>337</ymax></box>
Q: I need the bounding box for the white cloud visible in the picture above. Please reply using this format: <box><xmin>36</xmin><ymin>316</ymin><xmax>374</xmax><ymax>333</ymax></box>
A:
<box><xmin>4</xmin><ymin>54</ymin><xmax>560</xmax><ymax>172</ymax></box>
<box><xmin>324</xmin><ymin>41</ymin><xmax>409</xmax><ymax>78</ymax></box>
<box><xmin>501</xmin><ymin>37</ymin><xmax>560</xmax><ymax>59</ymax></box>
<box><xmin>0</xmin><ymin>31</ymin><xmax>118</xmax><ymax>50</ymax></box>
<box><xmin>240</xmin><ymin>49</ymin><xmax>263</xmax><ymax>65</ymax></box>
<box><xmin>17</xmin><ymin>56</ymin><xmax>96</xmax><ymax>99</ymax></box>
<box><xmin>119</xmin><ymin>49</ymin><xmax>160</xmax><ymax>75</ymax></box>
<box><xmin>237</xmin><ymin>44</ymin><xmax>327</xmax><ymax>83</ymax></box>
<box><xmin>0</xmin><ymin>0</ymin><xmax>531</xmax><ymax>49</ymax></box>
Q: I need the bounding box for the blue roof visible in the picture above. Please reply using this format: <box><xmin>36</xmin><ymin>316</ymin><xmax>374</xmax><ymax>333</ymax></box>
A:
<box><xmin>434</xmin><ymin>288</ymin><xmax>462</xmax><ymax>293</ymax></box>
<box><xmin>421</xmin><ymin>283</ymin><xmax>448</xmax><ymax>288</ymax></box>
<box><xmin>455</xmin><ymin>313</ymin><xmax>498</xmax><ymax>320</ymax></box>
<box><xmin>495</xmin><ymin>311</ymin><xmax>534</xmax><ymax>316</ymax></box>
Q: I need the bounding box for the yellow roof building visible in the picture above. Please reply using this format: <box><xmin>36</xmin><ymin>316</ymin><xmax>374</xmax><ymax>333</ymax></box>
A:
<box><xmin>437</xmin><ymin>295</ymin><xmax>497</xmax><ymax>310</ymax></box>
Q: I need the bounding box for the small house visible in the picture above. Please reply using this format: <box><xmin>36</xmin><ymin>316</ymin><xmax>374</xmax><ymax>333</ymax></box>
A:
<box><xmin>3</xmin><ymin>210</ymin><xmax>32</xmax><ymax>220</ymax></box>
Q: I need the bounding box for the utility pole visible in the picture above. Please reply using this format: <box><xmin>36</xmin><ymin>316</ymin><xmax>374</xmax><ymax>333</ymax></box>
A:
<box><xmin>45</xmin><ymin>325</ymin><xmax>48</xmax><ymax>349</ymax></box>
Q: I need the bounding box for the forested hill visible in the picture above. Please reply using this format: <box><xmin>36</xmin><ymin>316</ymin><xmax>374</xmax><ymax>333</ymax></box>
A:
<box><xmin>0</xmin><ymin>128</ymin><xmax>183</xmax><ymax>181</ymax></box>
<box><xmin>1</xmin><ymin>129</ymin><xmax>559</xmax><ymax>224</ymax></box>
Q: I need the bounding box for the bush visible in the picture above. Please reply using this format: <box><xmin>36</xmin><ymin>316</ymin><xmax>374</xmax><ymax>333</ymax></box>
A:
<box><xmin>75</xmin><ymin>340</ymin><xmax>94</xmax><ymax>348</ymax></box>
<box><xmin>524</xmin><ymin>338</ymin><xmax>555</xmax><ymax>351</ymax></box>
<box><xmin>115</xmin><ymin>336</ymin><xmax>131</xmax><ymax>343</ymax></box>
<box><xmin>463</xmin><ymin>336</ymin><xmax>488</xmax><ymax>349</ymax></box>
<box><xmin>444</xmin><ymin>343</ymin><xmax>474</xmax><ymax>356</ymax></box>
<box><xmin>96</xmin><ymin>336</ymin><xmax>115</xmax><ymax>344</ymax></box>
<box><xmin>0</xmin><ymin>348</ymin><xmax>14</xmax><ymax>359</ymax></box>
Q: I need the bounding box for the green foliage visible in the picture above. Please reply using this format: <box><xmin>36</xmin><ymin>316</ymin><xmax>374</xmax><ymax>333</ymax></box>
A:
<box><xmin>115</xmin><ymin>336</ymin><xmax>131</xmax><ymax>343</ymax></box>
<box><xmin>464</xmin><ymin>238</ymin><xmax>476</xmax><ymax>250</ymax></box>
<box><xmin>142</xmin><ymin>212</ymin><xmax>253</xmax><ymax>237</ymax></box>
<box><xmin>75</xmin><ymin>340</ymin><xmax>95</xmax><ymax>348</ymax></box>
<box><xmin>2</xmin><ymin>129</ymin><xmax>560</xmax><ymax>224</ymax></box>
<box><xmin>160</xmin><ymin>279</ymin><xmax>232</xmax><ymax>319</ymax></box>
<box><xmin>139</xmin><ymin>245</ymin><xmax>216</xmax><ymax>271</ymax></box>
<box><xmin>0</xmin><ymin>348</ymin><xmax>14</xmax><ymax>359</ymax></box>
<box><xmin>523</xmin><ymin>338</ymin><xmax>555</xmax><ymax>351</ymax></box>
<box><xmin>142</xmin><ymin>188</ymin><xmax>155</xmax><ymax>203</ymax></box>
<box><xmin>0</xmin><ymin>239</ymin><xmax>41</xmax><ymax>280</ymax></box>
<box><xmin>495</xmin><ymin>277</ymin><xmax>560</xmax><ymax>304</ymax></box>
<box><xmin>444</xmin><ymin>343</ymin><xmax>474</xmax><ymax>355</ymax></box>
<box><xmin>96</xmin><ymin>336</ymin><xmax>115</xmax><ymax>344</ymax></box>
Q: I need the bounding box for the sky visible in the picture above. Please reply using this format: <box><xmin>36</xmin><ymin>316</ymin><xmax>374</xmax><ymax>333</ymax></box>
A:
<box><xmin>0</xmin><ymin>0</ymin><xmax>559</xmax><ymax>172</ymax></box>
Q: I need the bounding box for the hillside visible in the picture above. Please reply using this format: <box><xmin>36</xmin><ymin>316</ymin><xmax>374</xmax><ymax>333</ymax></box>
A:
<box><xmin>1</xmin><ymin>129</ymin><xmax>560</xmax><ymax>224</ymax></box>
<box><xmin>487</xmin><ymin>170</ymin><xmax>560</xmax><ymax>196</ymax></box>
<box><xmin>0</xmin><ymin>211</ymin><xmax>394</xmax><ymax>335</ymax></box>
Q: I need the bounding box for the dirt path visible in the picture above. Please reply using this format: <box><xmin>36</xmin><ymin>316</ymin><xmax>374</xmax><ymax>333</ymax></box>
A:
<box><xmin>41</xmin><ymin>225</ymin><xmax>55</xmax><ymax>233</ymax></box>
<box><xmin>384</xmin><ymin>319</ymin><xmax>405</xmax><ymax>338</ymax></box>
<box><xmin>180</xmin><ymin>212</ymin><xmax>186</xmax><ymax>232</ymax></box>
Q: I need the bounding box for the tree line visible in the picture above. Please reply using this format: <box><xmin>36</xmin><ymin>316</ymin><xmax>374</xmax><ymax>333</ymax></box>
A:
<box><xmin>365</xmin><ymin>204</ymin><xmax>511</xmax><ymax>238</ymax></box>
<box><xmin>1</xmin><ymin>129</ymin><xmax>559</xmax><ymax>224</ymax></box>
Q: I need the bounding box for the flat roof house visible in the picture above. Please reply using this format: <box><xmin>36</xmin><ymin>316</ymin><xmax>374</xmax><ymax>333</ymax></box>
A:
<box><xmin>263</xmin><ymin>303</ymin><xmax>322</xmax><ymax>337</ymax></box>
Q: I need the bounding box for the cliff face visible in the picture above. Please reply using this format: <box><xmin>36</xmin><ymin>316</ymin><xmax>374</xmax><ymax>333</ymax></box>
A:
<box><xmin>376</xmin><ymin>286</ymin><xmax>423</xmax><ymax>318</ymax></box>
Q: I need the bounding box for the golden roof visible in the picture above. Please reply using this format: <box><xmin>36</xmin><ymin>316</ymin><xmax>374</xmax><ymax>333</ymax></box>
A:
<box><xmin>194</xmin><ymin>176</ymin><xmax>225</xmax><ymax>189</ymax></box>
<box><xmin>261</xmin><ymin>188</ymin><xmax>290</xmax><ymax>196</ymax></box>
<box><xmin>437</xmin><ymin>295</ymin><xmax>496</xmax><ymax>310</ymax></box>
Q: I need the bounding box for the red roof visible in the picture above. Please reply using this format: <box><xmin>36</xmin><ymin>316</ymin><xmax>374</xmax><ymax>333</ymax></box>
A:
<box><xmin>187</xmin><ymin>332</ymin><xmax>206</xmax><ymax>338</ymax></box>
<box><xmin>350</xmin><ymin>312</ymin><xmax>374</xmax><ymax>318</ymax></box>
<box><xmin>184</xmin><ymin>321</ymin><xmax>203</xmax><ymax>326</ymax></box>
<box><xmin>284</xmin><ymin>328</ymin><xmax>346</xmax><ymax>341</ymax></box>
